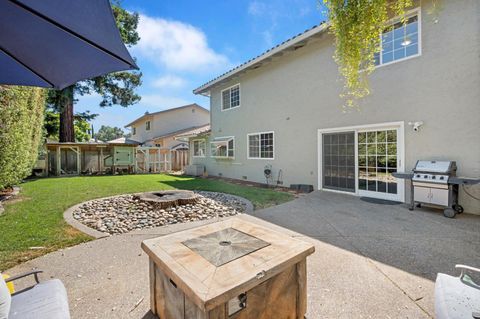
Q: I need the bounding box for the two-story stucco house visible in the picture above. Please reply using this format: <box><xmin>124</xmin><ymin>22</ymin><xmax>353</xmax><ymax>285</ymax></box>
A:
<box><xmin>125</xmin><ymin>103</ymin><xmax>210</xmax><ymax>149</ymax></box>
<box><xmin>186</xmin><ymin>0</ymin><xmax>480</xmax><ymax>214</ymax></box>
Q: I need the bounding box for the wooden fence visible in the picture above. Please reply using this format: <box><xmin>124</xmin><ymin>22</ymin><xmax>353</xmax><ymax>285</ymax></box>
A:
<box><xmin>135</xmin><ymin>147</ymin><xmax>189</xmax><ymax>173</ymax></box>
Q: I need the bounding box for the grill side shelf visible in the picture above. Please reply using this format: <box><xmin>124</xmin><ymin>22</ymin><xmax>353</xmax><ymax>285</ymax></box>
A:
<box><xmin>448</xmin><ymin>177</ymin><xmax>480</xmax><ymax>185</ymax></box>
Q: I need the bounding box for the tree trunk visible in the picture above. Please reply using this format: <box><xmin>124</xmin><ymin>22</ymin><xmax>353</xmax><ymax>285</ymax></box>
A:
<box><xmin>58</xmin><ymin>85</ymin><xmax>75</xmax><ymax>142</ymax></box>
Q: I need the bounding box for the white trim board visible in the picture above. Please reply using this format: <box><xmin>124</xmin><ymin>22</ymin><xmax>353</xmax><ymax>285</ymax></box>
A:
<box><xmin>317</xmin><ymin>121</ymin><xmax>405</xmax><ymax>202</ymax></box>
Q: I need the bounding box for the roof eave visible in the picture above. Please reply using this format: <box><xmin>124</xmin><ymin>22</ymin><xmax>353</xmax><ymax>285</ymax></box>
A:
<box><xmin>124</xmin><ymin>114</ymin><xmax>153</xmax><ymax>128</ymax></box>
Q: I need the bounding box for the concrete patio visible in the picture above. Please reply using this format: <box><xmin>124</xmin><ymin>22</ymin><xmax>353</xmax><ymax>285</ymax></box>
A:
<box><xmin>7</xmin><ymin>191</ymin><xmax>480</xmax><ymax>318</ymax></box>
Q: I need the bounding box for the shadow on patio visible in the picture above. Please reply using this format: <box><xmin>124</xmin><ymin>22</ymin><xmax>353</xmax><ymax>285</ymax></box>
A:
<box><xmin>250</xmin><ymin>190</ymin><xmax>480</xmax><ymax>282</ymax></box>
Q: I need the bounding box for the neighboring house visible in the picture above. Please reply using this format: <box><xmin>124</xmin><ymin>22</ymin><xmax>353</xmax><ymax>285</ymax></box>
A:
<box><xmin>187</xmin><ymin>1</ymin><xmax>480</xmax><ymax>214</ymax></box>
<box><xmin>125</xmin><ymin>104</ymin><xmax>210</xmax><ymax>148</ymax></box>
<box><xmin>124</xmin><ymin>104</ymin><xmax>210</xmax><ymax>172</ymax></box>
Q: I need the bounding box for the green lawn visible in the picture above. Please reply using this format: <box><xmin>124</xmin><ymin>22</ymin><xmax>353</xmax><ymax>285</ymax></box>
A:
<box><xmin>0</xmin><ymin>174</ymin><xmax>293</xmax><ymax>270</ymax></box>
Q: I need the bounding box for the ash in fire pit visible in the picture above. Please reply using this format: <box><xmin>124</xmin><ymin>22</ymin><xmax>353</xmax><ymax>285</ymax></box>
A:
<box><xmin>133</xmin><ymin>190</ymin><xmax>199</xmax><ymax>209</ymax></box>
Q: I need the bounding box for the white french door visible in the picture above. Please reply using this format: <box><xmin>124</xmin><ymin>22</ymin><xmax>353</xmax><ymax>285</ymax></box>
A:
<box><xmin>357</xmin><ymin>128</ymin><xmax>403</xmax><ymax>201</ymax></box>
<box><xmin>318</xmin><ymin>122</ymin><xmax>405</xmax><ymax>202</ymax></box>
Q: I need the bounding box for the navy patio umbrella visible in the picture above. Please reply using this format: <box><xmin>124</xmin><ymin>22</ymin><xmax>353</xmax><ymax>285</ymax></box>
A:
<box><xmin>0</xmin><ymin>0</ymin><xmax>138</xmax><ymax>90</ymax></box>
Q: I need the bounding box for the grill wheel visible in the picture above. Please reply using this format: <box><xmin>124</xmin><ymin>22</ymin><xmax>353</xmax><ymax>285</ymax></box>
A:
<box><xmin>453</xmin><ymin>204</ymin><xmax>464</xmax><ymax>214</ymax></box>
<box><xmin>443</xmin><ymin>208</ymin><xmax>456</xmax><ymax>218</ymax></box>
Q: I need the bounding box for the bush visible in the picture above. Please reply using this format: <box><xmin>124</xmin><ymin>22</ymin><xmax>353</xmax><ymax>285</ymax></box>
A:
<box><xmin>0</xmin><ymin>86</ymin><xmax>46</xmax><ymax>190</ymax></box>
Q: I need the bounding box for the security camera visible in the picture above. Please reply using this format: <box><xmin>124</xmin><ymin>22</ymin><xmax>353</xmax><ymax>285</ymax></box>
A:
<box><xmin>408</xmin><ymin>121</ymin><xmax>424</xmax><ymax>132</ymax></box>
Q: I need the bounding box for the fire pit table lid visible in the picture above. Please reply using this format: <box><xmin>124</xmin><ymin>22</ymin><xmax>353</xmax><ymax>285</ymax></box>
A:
<box><xmin>141</xmin><ymin>217</ymin><xmax>315</xmax><ymax>311</ymax></box>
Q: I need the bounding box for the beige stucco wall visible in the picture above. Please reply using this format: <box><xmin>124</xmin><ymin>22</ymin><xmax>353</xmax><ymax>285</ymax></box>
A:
<box><xmin>192</xmin><ymin>0</ymin><xmax>480</xmax><ymax>214</ymax></box>
<box><xmin>130</xmin><ymin>105</ymin><xmax>209</xmax><ymax>144</ymax></box>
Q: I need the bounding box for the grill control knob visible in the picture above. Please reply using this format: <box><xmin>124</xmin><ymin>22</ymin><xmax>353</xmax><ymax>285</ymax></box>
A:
<box><xmin>440</xmin><ymin>176</ymin><xmax>444</xmax><ymax>180</ymax></box>
<box><xmin>424</xmin><ymin>175</ymin><xmax>428</xmax><ymax>178</ymax></box>
<box><xmin>416</xmin><ymin>174</ymin><xmax>421</xmax><ymax>178</ymax></box>
<box><xmin>432</xmin><ymin>176</ymin><xmax>436</xmax><ymax>179</ymax></box>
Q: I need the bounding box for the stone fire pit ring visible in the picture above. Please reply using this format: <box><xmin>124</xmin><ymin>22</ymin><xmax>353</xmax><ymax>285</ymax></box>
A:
<box><xmin>64</xmin><ymin>191</ymin><xmax>254</xmax><ymax>238</ymax></box>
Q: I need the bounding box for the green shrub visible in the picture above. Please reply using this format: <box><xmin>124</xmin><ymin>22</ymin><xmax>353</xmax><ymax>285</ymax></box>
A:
<box><xmin>0</xmin><ymin>86</ymin><xmax>46</xmax><ymax>190</ymax></box>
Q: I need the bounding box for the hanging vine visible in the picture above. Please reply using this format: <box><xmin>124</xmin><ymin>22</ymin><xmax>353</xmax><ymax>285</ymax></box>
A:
<box><xmin>322</xmin><ymin>0</ymin><xmax>414</xmax><ymax>109</ymax></box>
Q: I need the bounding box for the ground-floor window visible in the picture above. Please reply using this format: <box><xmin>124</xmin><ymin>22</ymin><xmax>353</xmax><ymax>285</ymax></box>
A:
<box><xmin>192</xmin><ymin>140</ymin><xmax>206</xmax><ymax>157</ymax></box>
<box><xmin>211</xmin><ymin>137</ymin><xmax>234</xmax><ymax>158</ymax></box>
<box><xmin>248</xmin><ymin>132</ymin><xmax>274</xmax><ymax>159</ymax></box>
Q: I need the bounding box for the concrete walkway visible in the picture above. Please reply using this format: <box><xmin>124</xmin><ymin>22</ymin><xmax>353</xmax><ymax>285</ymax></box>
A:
<box><xmin>8</xmin><ymin>191</ymin><xmax>480</xmax><ymax>318</ymax></box>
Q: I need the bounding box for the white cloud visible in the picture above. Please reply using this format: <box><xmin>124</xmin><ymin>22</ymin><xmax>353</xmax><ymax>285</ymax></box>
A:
<box><xmin>151</xmin><ymin>75</ymin><xmax>187</xmax><ymax>89</ymax></box>
<box><xmin>248</xmin><ymin>1</ymin><xmax>267</xmax><ymax>16</ymax></box>
<box><xmin>299</xmin><ymin>6</ymin><xmax>311</xmax><ymax>17</ymax></box>
<box><xmin>261</xmin><ymin>30</ymin><xmax>274</xmax><ymax>48</ymax></box>
<box><xmin>247</xmin><ymin>0</ymin><xmax>316</xmax><ymax>48</ymax></box>
<box><xmin>140</xmin><ymin>94</ymin><xmax>190</xmax><ymax>109</ymax></box>
<box><xmin>135</xmin><ymin>14</ymin><xmax>230</xmax><ymax>72</ymax></box>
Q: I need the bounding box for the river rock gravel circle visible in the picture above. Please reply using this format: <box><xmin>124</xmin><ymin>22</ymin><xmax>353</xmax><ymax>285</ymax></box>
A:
<box><xmin>73</xmin><ymin>191</ymin><xmax>246</xmax><ymax>235</ymax></box>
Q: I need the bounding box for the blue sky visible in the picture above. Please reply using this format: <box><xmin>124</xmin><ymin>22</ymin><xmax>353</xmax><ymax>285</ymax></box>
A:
<box><xmin>76</xmin><ymin>0</ymin><xmax>328</xmax><ymax>133</ymax></box>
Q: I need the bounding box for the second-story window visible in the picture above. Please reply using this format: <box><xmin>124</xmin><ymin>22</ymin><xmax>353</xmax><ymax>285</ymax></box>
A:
<box><xmin>221</xmin><ymin>84</ymin><xmax>240</xmax><ymax>110</ymax></box>
<box><xmin>374</xmin><ymin>10</ymin><xmax>420</xmax><ymax>66</ymax></box>
<box><xmin>146</xmin><ymin>121</ymin><xmax>151</xmax><ymax>131</ymax></box>
<box><xmin>132</xmin><ymin>127</ymin><xmax>136</xmax><ymax>135</ymax></box>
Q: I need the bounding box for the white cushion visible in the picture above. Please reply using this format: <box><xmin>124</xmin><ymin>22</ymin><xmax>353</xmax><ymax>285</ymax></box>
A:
<box><xmin>0</xmin><ymin>274</ymin><xmax>11</xmax><ymax>319</ymax></box>
<box><xmin>435</xmin><ymin>273</ymin><xmax>480</xmax><ymax>319</ymax></box>
<box><xmin>9</xmin><ymin>279</ymin><xmax>70</xmax><ymax>319</ymax></box>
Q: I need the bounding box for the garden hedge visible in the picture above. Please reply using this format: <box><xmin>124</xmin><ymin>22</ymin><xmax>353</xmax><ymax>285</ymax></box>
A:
<box><xmin>0</xmin><ymin>86</ymin><xmax>46</xmax><ymax>190</ymax></box>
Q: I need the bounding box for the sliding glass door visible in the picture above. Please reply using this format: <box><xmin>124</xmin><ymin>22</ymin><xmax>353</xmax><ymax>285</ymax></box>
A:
<box><xmin>322</xmin><ymin>132</ymin><xmax>355</xmax><ymax>192</ymax></box>
<box><xmin>357</xmin><ymin>129</ymin><xmax>399</xmax><ymax>200</ymax></box>
<box><xmin>319</xmin><ymin>124</ymin><xmax>403</xmax><ymax>202</ymax></box>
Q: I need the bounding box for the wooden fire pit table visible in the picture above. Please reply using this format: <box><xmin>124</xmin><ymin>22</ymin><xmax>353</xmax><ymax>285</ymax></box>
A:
<box><xmin>141</xmin><ymin>217</ymin><xmax>315</xmax><ymax>319</ymax></box>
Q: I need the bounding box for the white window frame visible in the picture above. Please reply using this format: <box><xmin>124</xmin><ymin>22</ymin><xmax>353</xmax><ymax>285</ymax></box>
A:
<box><xmin>210</xmin><ymin>136</ymin><xmax>235</xmax><ymax>159</ymax></box>
<box><xmin>192</xmin><ymin>139</ymin><xmax>206</xmax><ymax>158</ymax></box>
<box><xmin>375</xmin><ymin>7</ymin><xmax>422</xmax><ymax>69</ymax></box>
<box><xmin>145</xmin><ymin>121</ymin><xmax>151</xmax><ymax>131</ymax></box>
<box><xmin>221</xmin><ymin>83</ymin><xmax>241</xmax><ymax>111</ymax></box>
<box><xmin>247</xmin><ymin>131</ymin><xmax>275</xmax><ymax>160</ymax></box>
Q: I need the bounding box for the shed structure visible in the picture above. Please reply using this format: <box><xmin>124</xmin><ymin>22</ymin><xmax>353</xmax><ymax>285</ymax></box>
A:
<box><xmin>45</xmin><ymin>141</ymin><xmax>138</xmax><ymax>176</ymax></box>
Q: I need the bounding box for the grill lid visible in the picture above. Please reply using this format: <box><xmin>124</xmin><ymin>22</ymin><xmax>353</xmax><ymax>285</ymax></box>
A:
<box><xmin>414</xmin><ymin>160</ymin><xmax>456</xmax><ymax>174</ymax></box>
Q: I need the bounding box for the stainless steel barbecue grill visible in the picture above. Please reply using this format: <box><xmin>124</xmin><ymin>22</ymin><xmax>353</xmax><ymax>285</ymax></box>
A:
<box><xmin>394</xmin><ymin>160</ymin><xmax>480</xmax><ymax>218</ymax></box>
<box><xmin>411</xmin><ymin>160</ymin><xmax>459</xmax><ymax>217</ymax></box>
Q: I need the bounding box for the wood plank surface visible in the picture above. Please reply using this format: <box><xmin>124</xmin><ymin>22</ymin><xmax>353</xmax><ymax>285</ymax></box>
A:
<box><xmin>231</xmin><ymin>264</ymin><xmax>298</xmax><ymax>319</ymax></box>
<box><xmin>142</xmin><ymin>217</ymin><xmax>315</xmax><ymax>312</ymax></box>
<box><xmin>296</xmin><ymin>260</ymin><xmax>307</xmax><ymax>319</ymax></box>
<box><xmin>155</xmin><ymin>266</ymin><xmax>185</xmax><ymax>319</ymax></box>
<box><xmin>207</xmin><ymin>304</ymin><xmax>226</xmax><ymax>319</ymax></box>
<box><xmin>149</xmin><ymin>259</ymin><xmax>156</xmax><ymax>315</ymax></box>
<box><xmin>185</xmin><ymin>296</ymin><xmax>206</xmax><ymax>319</ymax></box>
